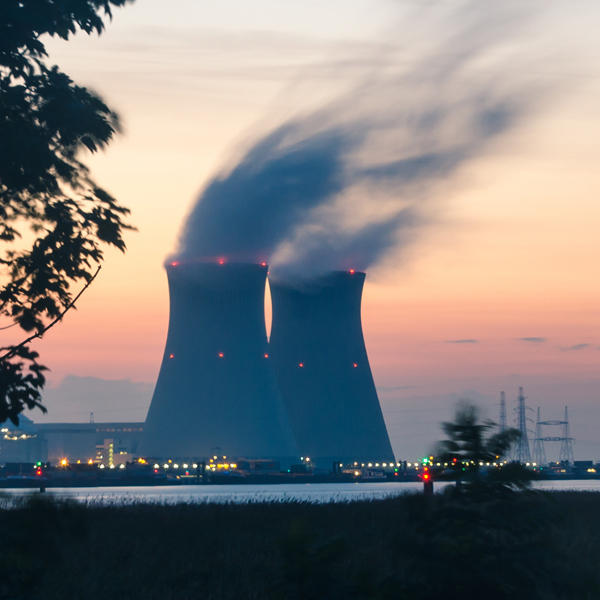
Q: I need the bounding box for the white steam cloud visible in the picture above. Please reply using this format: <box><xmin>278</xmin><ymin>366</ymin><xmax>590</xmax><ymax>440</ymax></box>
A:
<box><xmin>175</xmin><ymin>2</ymin><xmax>550</xmax><ymax>282</ymax></box>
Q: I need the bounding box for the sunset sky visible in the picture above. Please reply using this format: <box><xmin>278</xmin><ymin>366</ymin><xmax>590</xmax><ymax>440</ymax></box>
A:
<box><xmin>22</xmin><ymin>0</ymin><xmax>599</xmax><ymax>461</ymax></box>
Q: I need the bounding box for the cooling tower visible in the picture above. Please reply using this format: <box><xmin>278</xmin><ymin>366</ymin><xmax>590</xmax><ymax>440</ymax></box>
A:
<box><xmin>141</xmin><ymin>262</ymin><xmax>299</xmax><ymax>463</ymax></box>
<box><xmin>269</xmin><ymin>271</ymin><xmax>395</xmax><ymax>468</ymax></box>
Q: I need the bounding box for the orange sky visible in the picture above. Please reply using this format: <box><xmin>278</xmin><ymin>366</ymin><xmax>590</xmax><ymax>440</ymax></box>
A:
<box><xmin>8</xmin><ymin>0</ymin><xmax>598</xmax><ymax>460</ymax></box>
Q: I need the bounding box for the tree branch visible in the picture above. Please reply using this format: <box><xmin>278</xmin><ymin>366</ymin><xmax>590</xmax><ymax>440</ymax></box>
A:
<box><xmin>0</xmin><ymin>265</ymin><xmax>101</xmax><ymax>361</ymax></box>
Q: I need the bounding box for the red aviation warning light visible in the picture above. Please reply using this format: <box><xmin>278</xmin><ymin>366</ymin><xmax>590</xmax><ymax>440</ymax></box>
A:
<box><xmin>353</xmin><ymin>363</ymin><xmax>358</xmax><ymax>368</ymax></box>
<box><xmin>264</xmin><ymin>353</ymin><xmax>269</xmax><ymax>358</ymax></box>
<box><xmin>218</xmin><ymin>352</ymin><xmax>224</xmax><ymax>358</ymax></box>
<box><xmin>171</xmin><ymin>261</ymin><xmax>178</xmax><ymax>267</ymax></box>
<box><xmin>169</xmin><ymin>354</ymin><xmax>174</xmax><ymax>359</ymax></box>
<box><xmin>218</xmin><ymin>258</ymin><xmax>225</xmax><ymax>265</ymax></box>
<box><xmin>299</xmin><ymin>363</ymin><xmax>304</xmax><ymax>368</ymax></box>
<box><xmin>261</xmin><ymin>262</ymin><xmax>267</xmax><ymax>267</ymax></box>
<box><xmin>349</xmin><ymin>269</ymin><xmax>355</xmax><ymax>274</ymax></box>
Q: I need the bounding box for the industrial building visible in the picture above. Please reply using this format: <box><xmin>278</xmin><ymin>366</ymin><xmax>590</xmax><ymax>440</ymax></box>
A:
<box><xmin>141</xmin><ymin>261</ymin><xmax>300</xmax><ymax>463</ymax></box>
<box><xmin>4</xmin><ymin>264</ymin><xmax>396</xmax><ymax>470</ymax></box>
<box><xmin>0</xmin><ymin>416</ymin><xmax>144</xmax><ymax>466</ymax></box>
<box><xmin>269</xmin><ymin>270</ymin><xmax>395</xmax><ymax>468</ymax></box>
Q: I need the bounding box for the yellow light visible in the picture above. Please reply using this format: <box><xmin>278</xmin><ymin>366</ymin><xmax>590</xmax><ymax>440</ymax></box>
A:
<box><xmin>368</xmin><ymin>463</ymin><xmax>372</xmax><ymax>467</ymax></box>
<box><xmin>109</xmin><ymin>464</ymin><xmax>115</xmax><ymax>469</ymax></box>
<box><xmin>232</xmin><ymin>464</ymin><xmax>237</xmax><ymax>468</ymax></box>
<box><xmin>164</xmin><ymin>464</ymin><xmax>169</xmax><ymax>469</ymax></box>
<box><xmin>60</xmin><ymin>459</ymin><xmax>68</xmax><ymax>466</ymax></box>
<box><xmin>99</xmin><ymin>464</ymin><xmax>105</xmax><ymax>469</ymax></box>
<box><xmin>183</xmin><ymin>463</ymin><xmax>188</xmax><ymax>469</ymax></box>
<box><xmin>119</xmin><ymin>464</ymin><xmax>125</xmax><ymax>469</ymax></box>
<box><xmin>88</xmin><ymin>459</ymin><xmax>93</xmax><ymax>465</ymax></box>
<box><xmin>354</xmin><ymin>471</ymin><xmax>360</xmax><ymax>476</ymax></box>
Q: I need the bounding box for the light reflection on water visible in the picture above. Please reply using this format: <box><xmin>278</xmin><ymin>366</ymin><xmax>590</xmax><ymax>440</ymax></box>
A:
<box><xmin>3</xmin><ymin>479</ymin><xmax>600</xmax><ymax>504</ymax></box>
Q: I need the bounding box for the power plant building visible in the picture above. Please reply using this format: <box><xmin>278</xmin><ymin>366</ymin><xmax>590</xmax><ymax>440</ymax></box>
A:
<box><xmin>269</xmin><ymin>271</ymin><xmax>395</xmax><ymax>468</ymax></box>
<box><xmin>141</xmin><ymin>262</ymin><xmax>299</xmax><ymax>463</ymax></box>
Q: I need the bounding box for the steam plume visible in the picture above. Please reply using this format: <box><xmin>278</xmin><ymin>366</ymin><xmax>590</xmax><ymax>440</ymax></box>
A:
<box><xmin>175</xmin><ymin>2</ymin><xmax>545</xmax><ymax>281</ymax></box>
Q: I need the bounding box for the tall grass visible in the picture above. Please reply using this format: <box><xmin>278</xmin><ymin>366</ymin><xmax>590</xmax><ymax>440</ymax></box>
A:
<box><xmin>1</xmin><ymin>490</ymin><xmax>599</xmax><ymax>599</ymax></box>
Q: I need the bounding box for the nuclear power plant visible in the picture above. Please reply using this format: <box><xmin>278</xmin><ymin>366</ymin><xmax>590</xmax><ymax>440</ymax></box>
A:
<box><xmin>141</xmin><ymin>262</ymin><xmax>299</xmax><ymax>463</ymax></box>
<box><xmin>141</xmin><ymin>261</ymin><xmax>395</xmax><ymax>467</ymax></box>
<box><xmin>269</xmin><ymin>271</ymin><xmax>395</xmax><ymax>468</ymax></box>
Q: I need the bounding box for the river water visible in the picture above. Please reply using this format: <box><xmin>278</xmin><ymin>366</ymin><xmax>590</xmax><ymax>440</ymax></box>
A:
<box><xmin>3</xmin><ymin>479</ymin><xmax>600</xmax><ymax>504</ymax></box>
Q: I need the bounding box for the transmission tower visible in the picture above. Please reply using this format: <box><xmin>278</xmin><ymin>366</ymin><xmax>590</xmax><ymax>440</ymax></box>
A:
<box><xmin>532</xmin><ymin>407</ymin><xmax>547</xmax><ymax>466</ymax></box>
<box><xmin>536</xmin><ymin>406</ymin><xmax>575</xmax><ymax>464</ymax></box>
<box><xmin>499</xmin><ymin>391</ymin><xmax>507</xmax><ymax>434</ymax></box>
<box><xmin>559</xmin><ymin>406</ymin><xmax>575</xmax><ymax>465</ymax></box>
<box><xmin>514</xmin><ymin>387</ymin><xmax>532</xmax><ymax>463</ymax></box>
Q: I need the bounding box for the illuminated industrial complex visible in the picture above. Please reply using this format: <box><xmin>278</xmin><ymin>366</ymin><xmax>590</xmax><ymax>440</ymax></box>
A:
<box><xmin>1</xmin><ymin>261</ymin><xmax>397</xmax><ymax>471</ymax></box>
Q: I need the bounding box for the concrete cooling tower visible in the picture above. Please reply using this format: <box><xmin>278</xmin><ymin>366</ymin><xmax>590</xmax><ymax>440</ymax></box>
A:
<box><xmin>269</xmin><ymin>271</ymin><xmax>395</xmax><ymax>468</ymax></box>
<box><xmin>142</xmin><ymin>262</ymin><xmax>299</xmax><ymax>463</ymax></box>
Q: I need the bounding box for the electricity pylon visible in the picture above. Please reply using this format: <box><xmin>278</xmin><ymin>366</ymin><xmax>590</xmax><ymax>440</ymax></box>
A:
<box><xmin>532</xmin><ymin>407</ymin><xmax>547</xmax><ymax>466</ymax></box>
<box><xmin>514</xmin><ymin>387</ymin><xmax>532</xmax><ymax>463</ymax></box>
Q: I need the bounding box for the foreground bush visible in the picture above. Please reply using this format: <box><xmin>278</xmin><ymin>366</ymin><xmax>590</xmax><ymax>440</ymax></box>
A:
<box><xmin>1</xmin><ymin>489</ymin><xmax>599</xmax><ymax>599</ymax></box>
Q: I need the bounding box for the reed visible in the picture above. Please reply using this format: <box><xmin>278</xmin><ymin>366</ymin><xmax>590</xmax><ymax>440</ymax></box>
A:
<box><xmin>1</xmin><ymin>490</ymin><xmax>599</xmax><ymax>599</ymax></box>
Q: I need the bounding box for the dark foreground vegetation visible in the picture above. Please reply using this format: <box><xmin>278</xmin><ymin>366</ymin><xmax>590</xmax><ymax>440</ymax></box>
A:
<box><xmin>1</xmin><ymin>489</ymin><xmax>600</xmax><ymax>600</ymax></box>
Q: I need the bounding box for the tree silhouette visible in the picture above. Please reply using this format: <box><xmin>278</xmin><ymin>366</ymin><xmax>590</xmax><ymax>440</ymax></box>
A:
<box><xmin>0</xmin><ymin>0</ymin><xmax>135</xmax><ymax>425</ymax></box>
<box><xmin>436</xmin><ymin>400</ymin><xmax>529</xmax><ymax>492</ymax></box>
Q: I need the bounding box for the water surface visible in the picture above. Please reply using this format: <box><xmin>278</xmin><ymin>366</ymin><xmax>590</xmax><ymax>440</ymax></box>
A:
<box><xmin>4</xmin><ymin>479</ymin><xmax>599</xmax><ymax>504</ymax></box>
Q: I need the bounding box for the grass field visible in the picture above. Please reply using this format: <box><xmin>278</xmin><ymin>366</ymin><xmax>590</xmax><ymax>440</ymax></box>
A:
<box><xmin>1</xmin><ymin>488</ymin><xmax>599</xmax><ymax>599</ymax></box>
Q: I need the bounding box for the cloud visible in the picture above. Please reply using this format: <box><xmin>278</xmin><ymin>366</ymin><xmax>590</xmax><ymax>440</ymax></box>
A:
<box><xmin>519</xmin><ymin>337</ymin><xmax>547</xmax><ymax>343</ymax></box>
<box><xmin>34</xmin><ymin>376</ymin><xmax>153</xmax><ymax>423</ymax></box>
<box><xmin>445</xmin><ymin>339</ymin><xmax>479</xmax><ymax>344</ymax></box>
<box><xmin>174</xmin><ymin>1</ymin><xmax>548</xmax><ymax>282</ymax></box>
<box><xmin>561</xmin><ymin>343</ymin><xmax>592</xmax><ymax>352</ymax></box>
